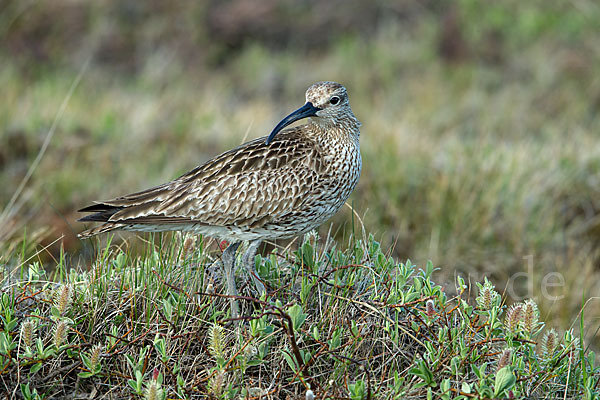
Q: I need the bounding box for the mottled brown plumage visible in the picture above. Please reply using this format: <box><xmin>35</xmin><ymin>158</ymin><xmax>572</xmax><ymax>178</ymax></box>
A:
<box><xmin>78</xmin><ymin>82</ymin><xmax>361</xmax><ymax>241</ymax></box>
<box><xmin>78</xmin><ymin>81</ymin><xmax>361</xmax><ymax>316</ymax></box>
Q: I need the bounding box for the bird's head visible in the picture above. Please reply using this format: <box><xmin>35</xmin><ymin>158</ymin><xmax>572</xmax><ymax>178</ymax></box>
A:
<box><xmin>265</xmin><ymin>81</ymin><xmax>357</xmax><ymax>145</ymax></box>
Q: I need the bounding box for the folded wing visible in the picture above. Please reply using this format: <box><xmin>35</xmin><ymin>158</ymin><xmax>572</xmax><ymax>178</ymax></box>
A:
<box><xmin>78</xmin><ymin>130</ymin><xmax>326</xmax><ymax>231</ymax></box>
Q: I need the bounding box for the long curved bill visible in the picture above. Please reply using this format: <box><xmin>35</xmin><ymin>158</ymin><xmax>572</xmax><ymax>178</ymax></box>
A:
<box><xmin>265</xmin><ymin>102</ymin><xmax>320</xmax><ymax>144</ymax></box>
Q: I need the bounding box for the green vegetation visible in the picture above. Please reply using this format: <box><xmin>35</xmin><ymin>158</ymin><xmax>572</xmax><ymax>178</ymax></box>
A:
<box><xmin>3</xmin><ymin>234</ymin><xmax>598</xmax><ymax>398</ymax></box>
<box><xmin>2</xmin><ymin>0</ymin><xmax>600</xmax><ymax>397</ymax></box>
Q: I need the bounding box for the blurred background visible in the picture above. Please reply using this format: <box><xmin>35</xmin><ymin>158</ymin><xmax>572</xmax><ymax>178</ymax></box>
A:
<box><xmin>1</xmin><ymin>0</ymin><xmax>600</xmax><ymax>341</ymax></box>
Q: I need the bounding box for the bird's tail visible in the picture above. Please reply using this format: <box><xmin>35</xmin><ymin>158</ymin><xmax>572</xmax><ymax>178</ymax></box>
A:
<box><xmin>78</xmin><ymin>223</ymin><xmax>121</xmax><ymax>239</ymax></box>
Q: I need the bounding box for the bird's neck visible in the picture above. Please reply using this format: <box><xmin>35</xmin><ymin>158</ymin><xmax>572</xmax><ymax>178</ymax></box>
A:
<box><xmin>307</xmin><ymin>115</ymin><xmax>361</xmax><ymax>145</ymax></box>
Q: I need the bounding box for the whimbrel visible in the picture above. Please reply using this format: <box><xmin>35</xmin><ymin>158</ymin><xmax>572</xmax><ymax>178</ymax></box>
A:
<box><xmin>78</xmin><ymin>81</ymin><xmax>362</xmax><ymax>317</ymax></box>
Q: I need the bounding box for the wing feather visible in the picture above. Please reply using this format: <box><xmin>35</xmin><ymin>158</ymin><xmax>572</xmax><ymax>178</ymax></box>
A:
<box><xmin>78</xmin><ymin>128</ymin><xmax>327</xmax><ymax>230</ymax></box>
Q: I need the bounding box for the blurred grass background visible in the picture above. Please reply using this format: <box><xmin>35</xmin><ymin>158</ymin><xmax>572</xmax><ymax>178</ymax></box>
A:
<box><xmin>1</xmin><ymin>0</ymin><xmax>600</xmax><ymax>343</ymax></box>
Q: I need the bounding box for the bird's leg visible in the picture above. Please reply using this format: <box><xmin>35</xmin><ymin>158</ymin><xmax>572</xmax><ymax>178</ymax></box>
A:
<box><xmin>243</xmin><ymin>240</ymin><xmax>265</xmax><ymax>295</ymax></box>
<box><xmin>222</xmin><ymin>241</ymin><xmax>241</xmax><ymax>319</ymax></box>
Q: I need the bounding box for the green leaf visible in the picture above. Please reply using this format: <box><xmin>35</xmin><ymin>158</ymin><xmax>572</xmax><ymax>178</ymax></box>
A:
<box><xmin>311</xmin><ymin>325</ymin><xmax>320</xmax><ymax>341</ymax></box>
<box><xmin>328</xmin><ymin>328</ymin><xmax>342</xmax><ymax>350</ymax></box>
<box><xmin>461</xmin><ymin>382</ymin><xmax>472</xmax><ymax>394</ymax></box>
<box><xmin>494</xmin><ymin>366</ymin><xmax>516</xmax><ymax>397</ymax></box>
<box><xmin>81</xmin><ymin>354</ymin><xmax>91</xmax><ymax>370</ymax></box>
<box><xmin>287</xmin><ymin>303</ymin><xmax>306</xmax><ymax>331</ymax></box>
<box><xmin>0</xmin><ymin>332</ymin><xmax>16</xmax><ymax>354</ymax></box>
<box><xmin>154</xmin><ymin>336</ymin><xmax>167</xmax><ymax>360</ymax></box>
<box><xmin>30</xmin><ymin>362</ymin><xmax>43</xmax><ymax>374</ymax></box>
<box><xmin>351</xmin><ymin>320</ymin><xmax>361</xmax><ymax>337</ymax></box>
<box><xmin>127</xmin><ymin>379</ymin><xmax>139</xmax><ymax>393</ymax></box>
<box><xmin>298</xmin><ymin>241</ymin><xmax>315</xmax><ymax>270</ymax></box>
<box><xmin>439</xmin><ymin>379</ymin><xmax>451</xmax><ymax>400</ymax></box>
<box><xmin>409</xmin><ymin>361</ymin><xmax>435</xmax><ymax>386</ymax></box>
<box><xmin>471</xmin><ymin>363</ymin><xmax>487</xmax><ymax>380</ymax></box>
<box><xmin>349</xmin><ymin>380</ymin><xmax>366</xmax><ymax>400</ymax></box>
<box><xmin>20</xmin><ymin>383</ymin><xmax>36</xmax><ymax>400</ymax></box>
<box><xmin>50</xmin><ymin>306</ymin><xmax>60</xmax><ymax>319</ymax></box>
<box><xmin>282</xmin><ymin>349</ymin><xmax>298</xmax><ymax>373</ymax></box>
<box><xmin>5</xmin><ymin>318</ymin><xmax>18</xmax><ymax>332</ymax></box>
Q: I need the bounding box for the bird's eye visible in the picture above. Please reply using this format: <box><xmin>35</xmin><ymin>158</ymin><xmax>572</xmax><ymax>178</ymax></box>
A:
<box><xmin>329</xmin><ymin>96</ymin><xmax>340</xmax><ymax>105</ymax></box>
